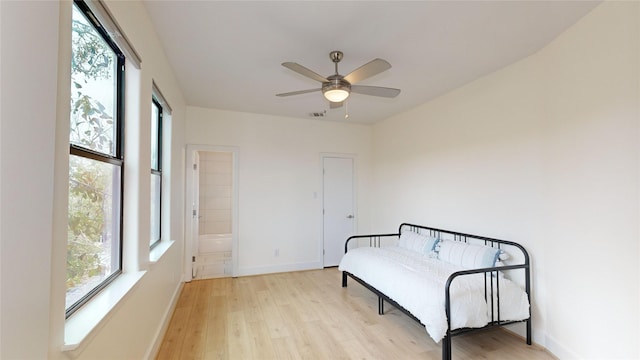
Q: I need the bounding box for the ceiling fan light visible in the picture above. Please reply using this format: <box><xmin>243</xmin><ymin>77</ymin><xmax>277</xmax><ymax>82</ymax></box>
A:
<box><xmin>322</xmin><ymin>77</ymin><xmax>351</xmax><ymax>103</ymax></box>
<box><xmin>324</xmin><ymin>88</ymin><xmax>350</xmax><ymax>103</ymax></box>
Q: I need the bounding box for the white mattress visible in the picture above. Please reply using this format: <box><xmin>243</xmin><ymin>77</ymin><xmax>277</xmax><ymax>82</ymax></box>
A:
<box><xmin>338</xmin><ymin>246</ymin><xmax>530</xmax><ymax>342</ymax></box>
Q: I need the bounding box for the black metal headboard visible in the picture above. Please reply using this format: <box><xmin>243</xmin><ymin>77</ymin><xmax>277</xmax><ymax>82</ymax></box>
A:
<box><xmin>399</xmin><ymin>223</ymin><xmax>530</xmax><ymax>265</ymax></box>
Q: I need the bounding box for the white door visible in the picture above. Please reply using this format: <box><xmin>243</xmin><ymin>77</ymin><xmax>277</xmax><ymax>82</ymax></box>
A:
<box><xmin>191</xmin><ymin>151</ymin><xmax>200</xmax><ymax>279</ymax></box>
<box><xmin>323</xmin><ymin>157</ymin><xmax>355</xmax><ymax>267</ymax></box>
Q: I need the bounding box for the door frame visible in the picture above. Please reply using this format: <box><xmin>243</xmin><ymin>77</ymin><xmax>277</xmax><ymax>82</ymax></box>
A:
<box><xmin>184</xmin><ymin>144</ymin><xmax>239</xmax><ymax>282</ymax></box>
<box><xmin>319</xmin><ymin>153</ymin><xmax>357</xmax><ymax>267</ymax></box>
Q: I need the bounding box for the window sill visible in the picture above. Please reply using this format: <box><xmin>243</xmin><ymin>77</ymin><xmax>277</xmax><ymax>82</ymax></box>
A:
<box><xmin>63</xmin><ymin>270</ymin><xmax>146</xmax><ymax>352</ymax></box>
<box><xmin>149</xmin><ymin>239</ymin><xmax>175</xmax><ymax>264</ymax></box>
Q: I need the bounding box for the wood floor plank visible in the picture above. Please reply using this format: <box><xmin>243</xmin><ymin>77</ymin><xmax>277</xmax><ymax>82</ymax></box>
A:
<box><xmin>204</xmin><ymin>295</ymin><xmax>228</xmax><ymax>359</ymax></box>
<box><xmin>156</xmin><ymin>268</ymin><xmax>555</xmax><ymax>360</ymax></box>
<box><xmin>258</xmin><ymin>303</ymin><xmax>291</xmax><ymax>339</ymax></box>
<box><xmin>156</xmin><ymin>305</ymin><xmax>190</xmax><ymax>359</ymax></box>
<box><xmin>227</xmin><ymin>310</ymin><xmax>253</xmax><ymax>359</ymax></box>
<box><xmin>246</xmin><ymin>319</ymin><xmax>279</xmax><ymax>358</ymax></box>
<box><xmin>180</xmin><ymin>280</ymin><xmax>210</xmax><ymax>360</ymax></box>
<box><xmin>271</xmin><ymin>336</ymin><xmax>303</xmax><ymax>360</ymax></box>
<box><xmin>273</xmin><ymin>306</ymin><xmax>318</xmax><ymax>359</ymax></box>
<box><xmin>301</xmin><ymin>319</ymin><xmax>352</xmax><ymax>359</ymax></box>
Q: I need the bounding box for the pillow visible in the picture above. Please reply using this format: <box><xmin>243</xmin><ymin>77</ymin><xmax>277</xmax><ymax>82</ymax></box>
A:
<box><xmin>398</xmin><ymin>231</ymin><xmax>438</xmax><ymax>254</ymax></box>
<box><xmin>437</xmin><ymin>240</ymin><xmax>502</xmax><ymax>269</ymax></box>
<box><xmin>420</xmin><ymin>234</ymin><xmax>439</xmax><ymax>254</ymax></box>
<box><xmin>397</xmin><ymin>231</ymin><xmax>412</xmax><ymax>249</ymax></box>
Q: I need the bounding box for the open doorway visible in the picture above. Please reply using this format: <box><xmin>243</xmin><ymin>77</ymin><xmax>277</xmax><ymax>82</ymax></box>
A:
<box><xmin>185</xmin><ymin>145</ymin><xmax>238</xmax><ymax>281</ymax></box>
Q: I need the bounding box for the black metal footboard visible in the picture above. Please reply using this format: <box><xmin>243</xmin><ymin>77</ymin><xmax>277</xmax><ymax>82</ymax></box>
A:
<box><xmin>341</xmin><ymin>223</ymin><xmax>532</xmax><ymax>360</ymax></box>
<box><xmin>342</xmin><ymin>232</ymin><xmax>399</xmax><ymax>287</ymax></box>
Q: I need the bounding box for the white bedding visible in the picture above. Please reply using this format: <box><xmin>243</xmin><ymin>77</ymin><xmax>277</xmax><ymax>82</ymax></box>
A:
<box><xmin>338</xmin><ymin>246</ymin><xmax>530</xmax><ymax>342</ymax></box>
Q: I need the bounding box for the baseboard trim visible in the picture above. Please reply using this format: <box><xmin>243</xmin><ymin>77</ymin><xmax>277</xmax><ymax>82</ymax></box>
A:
<box><xmin>236</xmin><ymin>261</ymin><xmax>322</xmax><ymax>277</ymax></box>
<box><xmin>544</xmin><ymin>333</ymin><xmax>580</xmax><ymax>360</ymax></box>
<box><xmin>495</xmin><ymin>327</ymin><xmax>558</xmax><ymax>359</ymax></box>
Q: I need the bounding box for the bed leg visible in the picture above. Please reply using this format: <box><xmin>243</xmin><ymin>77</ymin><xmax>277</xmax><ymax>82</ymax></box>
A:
<box><xmin>442</xmin><ymin>335</ymin><xmax>452</xmax><ymax>360</ymax></box>
<box><xmin>526</xmin><ymin>318</ymin><xmax>532</xmax><ymax>345</ymax></box>
<box><xmin>342</xmin><ymin>272</ymin><xmax>347</xmax><ymax>287</ymax></box>
<box><xmin>378</xmin><ymin>296</ymin><xmax>384</xmax><ymax>315</ymax></box>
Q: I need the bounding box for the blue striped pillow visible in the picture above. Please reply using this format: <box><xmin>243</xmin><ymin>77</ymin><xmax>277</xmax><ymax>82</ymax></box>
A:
<box><xmin>437</xmin><ymin>240</ymin><xmax>501</xmax><ymax>269</ymax></box>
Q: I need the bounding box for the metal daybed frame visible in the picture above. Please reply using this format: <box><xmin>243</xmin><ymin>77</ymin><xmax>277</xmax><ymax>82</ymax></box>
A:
<box><xmin>341</xmin><ymin>223</ymin><xmax>532</xmax><ymax>360</ymax></box>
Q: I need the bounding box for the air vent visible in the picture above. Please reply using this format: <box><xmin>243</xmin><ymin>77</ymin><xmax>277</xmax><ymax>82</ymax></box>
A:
<box><xmin>309</xmin><ymin>110</ymin><xmax>326</xmax><ymax>118</ymax></box>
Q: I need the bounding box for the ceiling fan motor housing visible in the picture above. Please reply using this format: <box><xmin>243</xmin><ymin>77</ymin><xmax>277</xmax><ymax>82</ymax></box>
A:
<box><xmin>323</xmin><ymin>75</ymin><xmax>351</xmax><ymax>93</ymax></box>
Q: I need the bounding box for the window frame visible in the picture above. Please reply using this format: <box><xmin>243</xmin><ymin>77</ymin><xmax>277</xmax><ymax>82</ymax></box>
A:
<box><xmin>150</xmin><ymin>97</ymin><xmax>163</xmax><ymax>249</ymax></box>
<box><xmin>66</xmin><ymin>0</ymin><xmax>126</xmax><ymax>318</ymax></box>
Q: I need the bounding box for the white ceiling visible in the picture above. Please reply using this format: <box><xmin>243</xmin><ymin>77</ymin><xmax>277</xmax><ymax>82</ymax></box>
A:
<box><xmin>143</xmin><ymin>1</ymin><xmax>600</xmax><ymax>124</ymax></box>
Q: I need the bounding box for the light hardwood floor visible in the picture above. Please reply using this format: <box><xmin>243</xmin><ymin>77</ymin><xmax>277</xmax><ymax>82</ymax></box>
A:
<box><xmin>156</xmin><ymin>268</ymin><xmax>554</xmax><ymax>359</ymax></box>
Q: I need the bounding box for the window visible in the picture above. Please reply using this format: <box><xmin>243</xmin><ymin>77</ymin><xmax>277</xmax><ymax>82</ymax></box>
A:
<box><xmin>150</xmin><ymin>98</ymin><xmax>162</xmax><ymax>248</ymax></box>
<box><xmin>66</xmin><ymin>0</ymin><xmax>125</xmax><ymax>317</ymax></box>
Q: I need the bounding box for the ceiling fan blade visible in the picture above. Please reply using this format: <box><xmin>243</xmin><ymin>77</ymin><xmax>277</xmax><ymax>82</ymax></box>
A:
<box><xmin>343</xmin><ymin>58</ymin><xmax>391</xmax><ymax>84</ymax></box>
<box><xmin>329</xmin><ymin>101</ymin><xmax>343</xmax><ymax>109</ymax></box>
<box><xmin>276</xmin><ymin>88</ymin><xmax>321</xmax><ymax>97</ymax></box>
<box><xmin>282</xmin><ymin>62</ymin><xmax>328</xmax><ymax>83</ymax></box>
<box><xmin>351</xmin><ymin>85</ymin><xmax>401</xmax><ymax>98</ymax></box>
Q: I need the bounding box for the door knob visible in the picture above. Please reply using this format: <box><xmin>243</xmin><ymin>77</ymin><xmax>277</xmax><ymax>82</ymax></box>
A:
<box><xmin>346</xmin><ymin>215</ymin><xmax>354</xmax><ymax>219</ymax></box>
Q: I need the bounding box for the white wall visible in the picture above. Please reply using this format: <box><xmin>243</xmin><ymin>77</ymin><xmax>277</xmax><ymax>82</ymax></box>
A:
<box><xmin>372</xmin><ymin>2</ymin><xmax>639</xmax><ymax>359</ymax></box>
<box><xmin>539</xmin><ymin>2</ymin><xmax>639</xmax><ymax>357</ymax></box>
<box><xmin>1</xmin><ymin>2</ymin><xmax>60</xmax><ymax>358</ymax></box>
<box><xmin>186</xmin><ymin>107</ymin><xmax>372</xmax><ymax>275</ymax></box>
<box><xmin>1</xmin><ymin>1</ymin><xmax>187</xmax><ymax>359</ymax></box>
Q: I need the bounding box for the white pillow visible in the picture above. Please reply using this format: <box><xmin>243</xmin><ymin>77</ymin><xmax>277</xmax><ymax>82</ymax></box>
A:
<box><xmin>399</xmin><ymin>231</ymin><xmax>438</xmax><ymax>253</ymax></box>
<box><xmin>437</xmin><ymin>240</ymin><xmax>502</xmax><ymax>269</ymax></box>
<box><xmin>398</xmin><ymin>231</ymin><xmax>412</xmax><ymax>249</ymax></box>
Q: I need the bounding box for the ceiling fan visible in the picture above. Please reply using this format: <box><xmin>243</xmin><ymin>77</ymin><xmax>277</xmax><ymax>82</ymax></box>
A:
<box><xmin>276</xmin><ymin>50</ymin><xmax>401</xmax><ymax>108</ymax></box>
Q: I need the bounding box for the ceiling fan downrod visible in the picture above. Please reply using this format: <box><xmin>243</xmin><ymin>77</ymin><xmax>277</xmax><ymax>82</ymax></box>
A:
<box><xmin>330</xmin><ymin>50</ymin><xmax>343</xmax><ymax>75</ymax></box>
